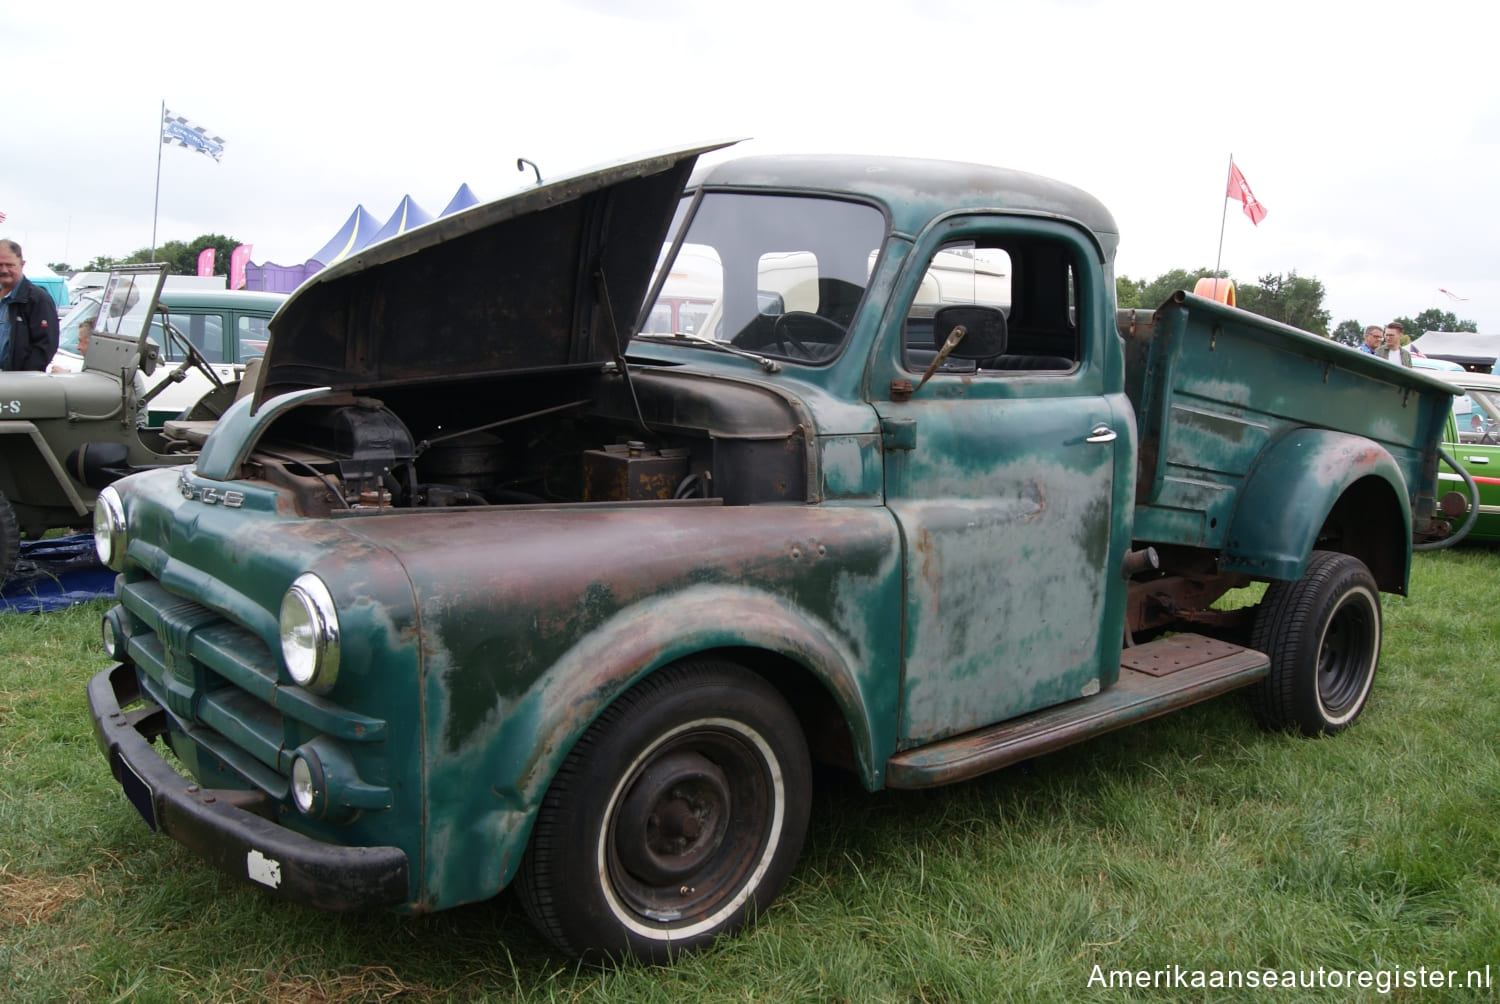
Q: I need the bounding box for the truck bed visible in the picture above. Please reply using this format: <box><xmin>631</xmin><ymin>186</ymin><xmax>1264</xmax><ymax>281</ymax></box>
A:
<box><xmin>1120</xmin><ymin>293</ymin><xmax>1457</xmax><ymax>552</ymax></box>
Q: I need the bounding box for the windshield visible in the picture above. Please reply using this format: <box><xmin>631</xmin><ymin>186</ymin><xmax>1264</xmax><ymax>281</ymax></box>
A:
<box><xmin>1458</xmin><ymin>387</ymin><xmax>1500</xmax><ymax>442</ymax></box>
<box><xmin>56</xmin><ymin>297</ymin><xmax>101</xmax><ymax>354</ymax></box>
<box><xmin>635</xmin><ymin>191</ymin><xmax>887</xmax><ymax>365</ymax></box>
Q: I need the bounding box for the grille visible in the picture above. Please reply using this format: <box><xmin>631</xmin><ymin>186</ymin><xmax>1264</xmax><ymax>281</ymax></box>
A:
<box><xmin>118</xmin><ymin>576</ymin><xmax>387</xmax><ymax>796</ymax></box>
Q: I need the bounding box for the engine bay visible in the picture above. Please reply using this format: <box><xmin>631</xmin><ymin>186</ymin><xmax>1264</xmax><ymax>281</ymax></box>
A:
<box><xmin>239</xmin><ymin>370</ymin><xmax>808</xmax><ymax>517</ymax></box>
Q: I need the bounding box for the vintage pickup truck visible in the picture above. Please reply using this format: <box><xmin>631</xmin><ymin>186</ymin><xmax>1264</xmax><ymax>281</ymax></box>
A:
<box><xmin>87</xmin><ymin>143</ymin><xmax>1460</xmax><ymax>962</ymax></box>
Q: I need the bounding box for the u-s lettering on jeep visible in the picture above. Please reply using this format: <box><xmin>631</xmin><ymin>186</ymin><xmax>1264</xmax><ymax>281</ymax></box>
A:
<box><xmin>87</xmin><ymin>142</ymin><xmax>1461</xmax><ymax>961</ymax></box>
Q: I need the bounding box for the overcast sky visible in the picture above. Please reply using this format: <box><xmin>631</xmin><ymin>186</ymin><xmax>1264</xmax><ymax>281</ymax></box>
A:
<box><xmin>8</xmin><ymin>0</ymin><xmax>1499</xmax><ymax>332</ymax></box>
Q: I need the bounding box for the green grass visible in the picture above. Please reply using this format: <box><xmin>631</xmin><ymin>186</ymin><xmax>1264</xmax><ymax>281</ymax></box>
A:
<box><xmin>3</xmin><ymin>550</ymin><xmax>1499</xmax><ymax>1002</ymax></box>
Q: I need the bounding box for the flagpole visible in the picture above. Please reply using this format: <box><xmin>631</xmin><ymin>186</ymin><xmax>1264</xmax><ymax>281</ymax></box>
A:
<box><xmin>151</xmin><ymin>99</ymin><xmax>164</xmax><ymax>260</ymax></box>
<box><xmin>1211</xmin><ymin>154</ymin><xmax>1233</xmax><ymax>301</ymax></box>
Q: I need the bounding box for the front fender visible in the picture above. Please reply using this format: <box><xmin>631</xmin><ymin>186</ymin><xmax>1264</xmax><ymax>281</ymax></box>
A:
<box><xmin>366</xmin><ymin>502</ymin><xmax>903</xmax><ymax>909</ymax></box>
<box><xmin>509</xmin><ymin>583</ymin><xmax>884</xmax><ymax>795</ymax></box>
<box><xmin>1222</xmin><ymin>428</ymin><xmax>1411</xmax><ymax>587</ymax></box>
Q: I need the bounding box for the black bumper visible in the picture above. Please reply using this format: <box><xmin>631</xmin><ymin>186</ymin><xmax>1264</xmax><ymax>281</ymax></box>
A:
<box><xmin>87</xmin><ymin>663</ymin><xmax>410</xmax><ymax>912</ymax></box>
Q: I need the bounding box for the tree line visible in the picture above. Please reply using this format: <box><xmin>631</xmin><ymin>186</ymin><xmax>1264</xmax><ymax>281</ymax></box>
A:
<box><xmin>47</xmin><ymin>234</ymin><xmax>244</xmax><ymax>284</ymax></box>
<box><xmin>1117</xmin><ymin>268</ymin><xmax>1478</xmax><ymax>345</ymax></box>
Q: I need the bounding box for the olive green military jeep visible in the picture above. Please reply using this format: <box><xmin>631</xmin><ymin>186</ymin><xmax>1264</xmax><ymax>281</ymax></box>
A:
<box><xmin>0</xmin><ymin>264</ymin><xmax>242</xmax><ymax>584</ymax></box>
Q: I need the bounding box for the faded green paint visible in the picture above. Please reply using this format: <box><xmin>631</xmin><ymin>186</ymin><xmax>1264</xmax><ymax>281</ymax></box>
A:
<box><xmin>1126</xmin><ymin>298</ymin><xmax>1454</xmax><ymax>558</ymax></box>
<box><xmin>87</xmin><ymin>149</ymin><xmax>1455</xmax><ymax>923</ymax></box>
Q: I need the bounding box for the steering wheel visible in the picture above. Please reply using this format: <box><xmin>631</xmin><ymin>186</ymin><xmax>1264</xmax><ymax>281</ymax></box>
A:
<box><xmin>162</xmin><ymin>322</ymin><xmax>226</xmax><ymax>390</ymax></box>
<box><xmin>772</xmin><ymin>311</ymin><xmax>845</xmax><ymax>359</ymax></box>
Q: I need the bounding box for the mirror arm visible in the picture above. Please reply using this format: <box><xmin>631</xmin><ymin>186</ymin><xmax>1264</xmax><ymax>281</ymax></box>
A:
<box><xmin>913</xmin><ymin>324</ymin><xmax>967</xmax><ymax>393</ymax></box>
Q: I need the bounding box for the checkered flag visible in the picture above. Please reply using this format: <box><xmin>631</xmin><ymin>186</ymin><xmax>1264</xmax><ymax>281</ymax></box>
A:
<box><xmin>162</xmin><ymin>108</ymin><xmax>226</xmax><ymax>163</ymax></box>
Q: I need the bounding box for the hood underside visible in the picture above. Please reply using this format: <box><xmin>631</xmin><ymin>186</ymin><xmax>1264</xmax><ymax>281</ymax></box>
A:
<box><xmin>256</xmin><ymin>141</ymin><xmax>735</xmax><ymax>407</ymax></box>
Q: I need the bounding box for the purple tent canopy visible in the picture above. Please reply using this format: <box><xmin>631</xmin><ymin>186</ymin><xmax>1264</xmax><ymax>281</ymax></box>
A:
<box><xmin>440</xmin><ymin>183</ymin><xmax>480</xmax><ymax>216</ymax></box>
<box><xmin>365</xmin><ymin>195</ymin><xmax>435</xmax><ymax>247</ymax></box>
<box><xmin>244</xmin><ymin>185</ymin><xmax>480</xmax><ymax>292</ymax></box>
<box><xmin>313</xmin><ymin>204</ymin><xmax>384</xmax><ymax>267</ymax></box>
<box><xmin>245</xmin><ymin>259</ymin><xmax>322</xmax><ymax>294</ymax></box>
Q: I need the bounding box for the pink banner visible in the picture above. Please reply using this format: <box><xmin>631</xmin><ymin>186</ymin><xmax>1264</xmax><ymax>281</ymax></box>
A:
<box><xmin>230</xmin><ymin>244</ymin><xmax>253</xmax><ymax>290</ymax></box>
<box><xmin>197</xmin><ymin>247</ymin><xmax>216</xmax><ymax>276</ymax></box>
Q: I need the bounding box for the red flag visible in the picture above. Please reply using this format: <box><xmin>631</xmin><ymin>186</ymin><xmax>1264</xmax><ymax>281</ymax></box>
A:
<box><xmin>196</xmin><ymin>247</ymin><xmax>216</xmax><ymax>276</ymax></box>
<box><xmin>230</xmin><ymin>244</ymin><xmax>252</xmax><ymax>290</ymax></box>
<box><xmin>1227</xmin><ymin>160</ymin><xmax>1267</xmax><ymax>225</ymax></box>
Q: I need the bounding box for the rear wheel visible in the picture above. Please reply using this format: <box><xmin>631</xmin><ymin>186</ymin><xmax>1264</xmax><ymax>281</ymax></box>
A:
<box><xmin>1250</xmin><ymin>550</ymin><xmax>1381</xmax><ymax>736</ymax></box>
<box><xmin>516</xmin><ymin>658</ymin><xmax>811</xmax><ymax>962</ymax></box>
<box><xmin>0</xmin><ymin>490</ymin><xmax>20</xmax><ymax>586</ymax></box>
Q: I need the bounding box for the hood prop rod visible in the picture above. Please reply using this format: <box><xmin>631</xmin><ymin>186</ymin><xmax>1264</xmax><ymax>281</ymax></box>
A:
<box><xmin>593</xmin><ymin>267</ymin><xmax>651</xmax><ymax>436</ymax></box>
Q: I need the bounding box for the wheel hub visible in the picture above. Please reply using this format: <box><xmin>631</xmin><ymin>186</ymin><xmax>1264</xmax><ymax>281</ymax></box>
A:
<box><xmin>615</xmin><ymin>750</ymin><xmax>730</xmax><ymax>884</ymax></box>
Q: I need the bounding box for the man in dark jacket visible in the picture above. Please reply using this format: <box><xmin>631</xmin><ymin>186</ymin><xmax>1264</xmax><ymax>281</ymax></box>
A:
<box><xmin>0</xmin><ymin>239</ymin><xmax>61</xmax><ymax>371</ymax></box>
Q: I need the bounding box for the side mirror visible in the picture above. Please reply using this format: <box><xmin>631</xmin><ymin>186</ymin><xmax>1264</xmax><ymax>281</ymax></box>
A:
<box><xmin>913</xmin><ymin>305</ymin><xmax>1009</xmax><ymax>394</ymax></box>
<box><xmin>932</xmin><ymin>305</ymin><xmax>1007</xmax><ymax>359</ymax></box>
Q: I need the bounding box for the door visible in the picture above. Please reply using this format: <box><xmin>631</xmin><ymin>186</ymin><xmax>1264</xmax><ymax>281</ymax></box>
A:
<box><xmin>869</xmin><ymin>218</ymin><xmax>1135</xmax><ymax>746</ymax></box>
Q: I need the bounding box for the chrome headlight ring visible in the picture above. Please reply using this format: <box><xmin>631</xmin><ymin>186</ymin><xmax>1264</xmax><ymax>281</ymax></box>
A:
<box><xmin>279</xmin><ymin>573</ymin><xmax>341</xmax><ymax>693</ymax></box>
<box><xmin>93</xmin><ymin>487</ymin><xmax>127</xmax><ymax>570</ymax></box>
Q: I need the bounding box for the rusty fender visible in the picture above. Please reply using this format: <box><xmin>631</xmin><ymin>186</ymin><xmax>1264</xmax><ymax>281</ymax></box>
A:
<box><xmin>1220</xmin><ymin>428</ymin><xmax>1411</xmax><ymax>586</ymax></box>
<box><xmin>348</xmin><ymin>503</ymin><xmax>904</xmax><ymax>894</ymax></box>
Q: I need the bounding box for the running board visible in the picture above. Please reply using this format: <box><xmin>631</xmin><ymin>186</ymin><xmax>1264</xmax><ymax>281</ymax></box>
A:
<box><xmin>885</xmin><ymin>634</ymin><xmax>1270</xmax><ymax>789</ymax></box>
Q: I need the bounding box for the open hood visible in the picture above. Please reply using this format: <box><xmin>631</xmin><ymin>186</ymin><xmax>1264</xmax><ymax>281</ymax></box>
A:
<box><xmin>256</xmin><ymin>141</ymin><xmax>735</xmax><ymax>405</ymax></box>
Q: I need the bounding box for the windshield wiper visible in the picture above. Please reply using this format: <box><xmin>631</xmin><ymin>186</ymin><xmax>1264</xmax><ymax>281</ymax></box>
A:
<box><xmin>633</xmin><ymin>332</ymin><xmax>782</xmax><ymax>373</ymax></box>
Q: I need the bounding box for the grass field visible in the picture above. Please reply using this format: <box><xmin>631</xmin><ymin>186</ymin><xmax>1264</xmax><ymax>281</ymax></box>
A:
<box><xmin>3</xmin><ymin>548</ymin><xmax>1498</xmax><ymax>1002</ymax></box>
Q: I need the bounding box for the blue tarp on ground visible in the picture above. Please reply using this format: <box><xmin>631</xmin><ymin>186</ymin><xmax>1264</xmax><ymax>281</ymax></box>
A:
<box><xmin>1</xmin><ymin>535</ymin><xmax>115</xmax><ymax>614</ymax></box>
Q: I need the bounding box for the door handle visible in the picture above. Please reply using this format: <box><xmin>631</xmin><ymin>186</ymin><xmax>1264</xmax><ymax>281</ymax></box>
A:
<box><xmin>1086</xmin><ymin>423</ymin><xmax>1117</xmax><ymax>444</ymax></box>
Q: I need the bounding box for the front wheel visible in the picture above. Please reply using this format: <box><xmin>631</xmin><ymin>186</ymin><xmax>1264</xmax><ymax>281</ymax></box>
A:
<box><xmin>1249</xmin><ymin>550</ymin><xmax>1381</xmax><ymax>736</ymax></box>
<box><xmin>516</xmin><ymin>658</ymin><xmax>812</xmax><ymax>962</ymax></box>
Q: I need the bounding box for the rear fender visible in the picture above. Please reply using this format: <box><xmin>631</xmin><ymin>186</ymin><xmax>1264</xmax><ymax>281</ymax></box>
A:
<box><xmin>1222</xmin><ymin>429</ymin><xmax>1411</xmax><ymax>591</ymax></box>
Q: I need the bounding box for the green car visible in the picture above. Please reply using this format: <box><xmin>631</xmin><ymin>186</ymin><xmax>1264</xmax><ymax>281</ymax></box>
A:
<box><xmin>1438</xmin><ymin>371</ymin><xmax>1500</xmax><ymax>541</ymax></box>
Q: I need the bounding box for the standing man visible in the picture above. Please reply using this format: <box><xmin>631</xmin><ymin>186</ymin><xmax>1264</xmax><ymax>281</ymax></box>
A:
<box><xmin>1378</xmin><ymin>321</ymin><xmax>1413</xmax><ymax>367</ymax></box>
<box><xmin>1359</xmin><ymin>326</ymin><xmax>1383</xmax><ymax>354</ymax></box>
<box><xmin>0</xmin><ymin>240</ymin><xmax>61</xmax><ymax>371</ymax></box>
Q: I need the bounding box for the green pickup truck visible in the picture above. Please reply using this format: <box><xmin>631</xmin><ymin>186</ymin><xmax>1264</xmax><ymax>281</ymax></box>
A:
<box><xmin>87</xmin><ymin>143</ymin><xmax>1460</xmax><ymax>962</ymax></box>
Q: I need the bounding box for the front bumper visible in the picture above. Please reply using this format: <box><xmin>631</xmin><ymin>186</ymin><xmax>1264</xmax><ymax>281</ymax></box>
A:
<box><xmin>87</xmin><ymin>662</ymin><xmax>410</xmax><ymax>911</ymax></box>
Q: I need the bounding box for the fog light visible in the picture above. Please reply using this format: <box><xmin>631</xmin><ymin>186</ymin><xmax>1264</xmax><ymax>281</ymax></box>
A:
<box><xmin>287</xmin><ymin>740</ymin><xmax>385</xmax><ymax>822</ymax></box>
<box><xmin>279</xmin><ymin>574</ymin><xmax>340</xmax><ymax>692</ymax></box>
<box><xmin>101</xmin><ymin>609</ymin><xmax>127</xmax><ymax>661</ymax></box>
<box><xmin>290</xmin><ymin>751</ymin><xmax>322</xmax><ymax>816</ymax></box>
<box><xmin>94</xmin><ymin>487</ymin><xmax>127</xmax><ymax>570</ymax></box>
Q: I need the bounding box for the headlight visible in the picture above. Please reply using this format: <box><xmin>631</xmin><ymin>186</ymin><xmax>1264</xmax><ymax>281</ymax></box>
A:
<box><xmin>94</xmin><ymin>487</ymin><xmax>127</xmax><ymax>569</ymax></box>
<box><xmin>290</xmin><ymin>752</ymin><xmax>322</xmax><ymax>815</ymax></box>
<box><xmin>279</xmin><ymin>574</ymin><xmax>340</xmax><ymax>692</ymax></box>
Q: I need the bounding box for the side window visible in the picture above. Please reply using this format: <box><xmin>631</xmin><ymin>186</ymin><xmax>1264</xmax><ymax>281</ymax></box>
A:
<box><xmin>159</xmin><ymin>311</ymin><xmax>226</xmax><ymax>363</ymax></box>
<box><xmin>902</xmin><ymin>237</ymin><xmax>1080</xmax><ymax>375</ymax></box>
<box><xmin>237</xmin><ymin>314</ymin><xmax>271</xmax><ymax>360</ymax></box>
